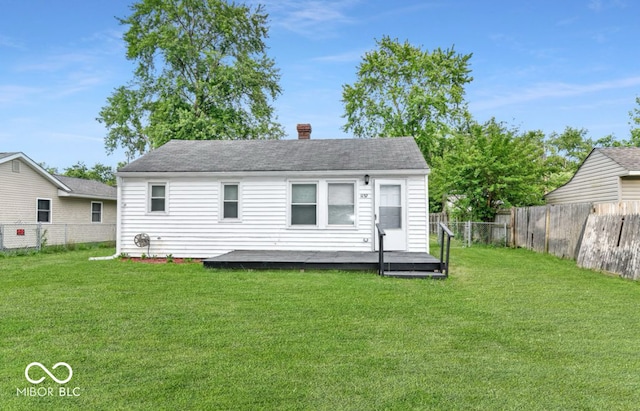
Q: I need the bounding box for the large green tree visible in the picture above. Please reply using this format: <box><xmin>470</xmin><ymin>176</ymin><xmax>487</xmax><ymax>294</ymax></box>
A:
<box><xmin>62</xmin><ymin>162</ymin><xmax>117</xmax><ymax>186</ymax></box>
<box><xmin>98</xmin><ymin>0</ymin><xmax>284</xmax><ymax>161</ymax></box>
<box><xmin>341</xmin><ymin>36</ymin><xmax>473</xmax><ymax>161</ymax></box>
<box><xmin>431</xmin><ymin>119</ymin><xmax>545</xmax><ymax>221</ymax></box>
<box><xmin>630</xmin><ymin>96</ymin><xmax>640</xmax><ymax>145</ymax></box>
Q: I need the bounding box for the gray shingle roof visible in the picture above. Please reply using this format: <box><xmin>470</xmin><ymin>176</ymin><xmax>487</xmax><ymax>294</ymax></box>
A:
<box><xmin>597</xmin><ymin>147</ymin><xmax>640</xmax><ymax>171</ymax></box>
<box><xmin>54</xmin><ymin>175</ymin><xmax>117</xmax><ymax>199</ymax></box>
<box><xmin>0</xmin><ymin>152</ymin><xmax>19</xmax><ymax>160</ymax></box>
<box><xmin>119</xmin><ymin>137</ymin><xmax>429</xmax><ymax>173</ymax></box>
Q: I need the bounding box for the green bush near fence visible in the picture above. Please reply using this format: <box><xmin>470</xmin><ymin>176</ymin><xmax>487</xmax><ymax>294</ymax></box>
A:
<box><xmin>1</xmin><ymin>246</ymin><xmax>639</xmax><ymax>410</ymax></box>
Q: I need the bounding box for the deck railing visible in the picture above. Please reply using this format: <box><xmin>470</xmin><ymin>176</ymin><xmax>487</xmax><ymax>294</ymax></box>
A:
<box><xmin>376</xmin><ymin>223</ymin><xmax>386</xmax><ymax>276</ymax></box>
<box><xmin>376</xmin><ymin>222</ymin><xmax>454</xmax><ymax>277</ymax></box>
<box><xmin>438</xmin><ymin>222</ymin><xmax>454</xmax><ymax>277</ymax></box>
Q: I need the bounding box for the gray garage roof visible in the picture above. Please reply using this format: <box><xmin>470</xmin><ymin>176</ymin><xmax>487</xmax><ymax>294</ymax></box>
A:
<box><xmin>0</xmin><ymin>152</ymin><xmax>19</xmax><ymax>160</ymax></box>
<box><xmin>597</xmin><ymin>147</ymin><xmax>640</xmax><ymax>172</ymax></box>
<box><xmin>119</xmin><ymin>137</ymin><xmax>429</xmax><ymax>173</ymax></box>
<box><xmin>55</xmin><ymin>175</ymin><xmax>117</xmax><ymax>200</ymax></box>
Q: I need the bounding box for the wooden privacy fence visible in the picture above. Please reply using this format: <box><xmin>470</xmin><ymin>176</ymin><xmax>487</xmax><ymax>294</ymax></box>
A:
<box><xmin>512</xmin><ymin>201</ymin><xmax>640</xmax><ymax>280</ymax></box>
<box><xmin>577</xmin><ymin>214</ymin><xmax>640</xmax><ymax>280</ymax></box>
<box><xmin>512</xmin><ymin>203</ymin><xmax>592</xmax><ymax>259</ymax></box>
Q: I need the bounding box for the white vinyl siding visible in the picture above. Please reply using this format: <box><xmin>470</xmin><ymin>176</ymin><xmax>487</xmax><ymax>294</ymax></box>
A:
<box><xmin>1</xmin><ymin>159</ymin><xmax>59</xmax><ymax>223</ymax></box>
<box><xmin>117</xmin><ymin>174</ymin><xmax>429</xmax><ymax>258</ymax></box>
<box><xmin>406</xmin><ymin>175</ymin><xmax>429</xmax><ymax>252</ymax></box>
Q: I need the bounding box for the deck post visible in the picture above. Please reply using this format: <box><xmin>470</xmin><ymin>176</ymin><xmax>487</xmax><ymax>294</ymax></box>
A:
<box><xmin>376</xmin><ymin>223</ymin><xmax>386</xmax><ymax>276</ymax></box>
<box><xmin>438</xmin><ymin>223</ymin><xmax>454</xmax><ymax>277</ymax></box>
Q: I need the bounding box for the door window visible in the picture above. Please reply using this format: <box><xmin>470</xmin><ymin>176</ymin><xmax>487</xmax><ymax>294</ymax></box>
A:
<box><xmin>379</xmin><ymin>184</ymin><xmax>401</xmax><ymax>229</ymax></box>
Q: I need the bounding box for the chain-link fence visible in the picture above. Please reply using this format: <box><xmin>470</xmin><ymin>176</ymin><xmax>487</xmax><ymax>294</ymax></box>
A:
<box><xmin>0</xmin><ymin>223</ymin><xmax>116</xmax><ymax>251</ymax></box>
<box><xmin>429</xmin><ymin>221</ymin><xmax>509</xmax><ymax>247</ymax></box>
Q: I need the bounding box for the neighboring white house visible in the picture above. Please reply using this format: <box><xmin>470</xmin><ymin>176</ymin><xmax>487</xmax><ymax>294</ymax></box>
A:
<box><xmin>116</xmin><ymin>129</ymin><xmax>430</xmax><ymax>258</ymax></box>
<box><xmin>545</xmin><ymin>147</ymin><xmax>640</xmax><ymax>205</ymax></box>
<box><xmin>0</xmin><ymin>152</ymin><xmax>117</xmax><ymax>248</ymax></box>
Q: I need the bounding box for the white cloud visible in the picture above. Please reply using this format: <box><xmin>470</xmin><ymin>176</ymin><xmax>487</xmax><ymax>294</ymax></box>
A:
<box><xmin>51</xmin><ymin>72</ymin><xmax>107</xmax><ymax>98</ymax></box>
<box><xmin>16</xmin><ymin>52</ymin><xmax>99</xmax><ymax>72</ymax></box>
<box><xmin>312</xmin><ymin>49</ymin><xmax>366</xmax><ymax>63</ymax></box>
<box><xmin>257</xmin><ymin>0</ymin><xmax>360</xmax><ymax>38</ymax></box>
<box><xmin>473</xmin><ymin>76</ymin><xmax>640</xmax><ymax>111</ymax></box>
<box><xmin>0</xmin><ymin>85</ymin><xmax>44</xmax><ymax>105</ymax></box>
<box><xmin>48</xmin><ymin>132</ymin><xmax>103</xmax><ymax>143</ymax></box>
<box><xmin>0</xmin><ymin>35</ymin><xmax>24</xmax><ymax>49</ymax></box>
<box><xmin>588</xmin><ymin>0</ymin><xmax>627</xmax><ymax>11</ymax></box>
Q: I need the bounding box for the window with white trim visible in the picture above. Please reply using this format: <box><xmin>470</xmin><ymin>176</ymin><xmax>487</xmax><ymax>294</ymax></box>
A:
<box><xmin>37</xmin><ymin>199</ymin><xmax>51</xmax><ymax>223</ymax></box>
<box><xmin>222</xmin><ymin>183</ymin><xmax>239</xmax><ymax>219</ymax></box>
<box><xmin>328</xmin><ymin>183</ymin><xmax>355</xmax><ymax>225</ymax></box>
<box><xmin>91</xmin><ymin>202</ymin><xmax>103</xmax><ymax>223</ymax></box>
<box><xmin>291</xmin><ymin>183</ymin><xmax>317</xmax><ymax>225</ymax></box>
<box><xmin>149</xmin><ymin>184</ymin><xmax>166</xmax><ymax>212</ymax></box>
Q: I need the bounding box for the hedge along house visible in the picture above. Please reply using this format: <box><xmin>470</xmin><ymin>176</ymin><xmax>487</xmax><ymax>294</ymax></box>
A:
<box><xmin>116</xmin><ymin>125</ymin><xmax>431</xmax><ymax>259</ymax></box>
<box><xmin>545</xmin><ymin>147</ymin><xmax>640</xmax><ymax>205</ymax></box>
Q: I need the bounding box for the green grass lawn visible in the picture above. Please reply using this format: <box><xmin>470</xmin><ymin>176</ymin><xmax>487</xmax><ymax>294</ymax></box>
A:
<box><xmin>1</xmin><ymin>245</ymin><xmax>640</xmax><ymax>410</ymax></box>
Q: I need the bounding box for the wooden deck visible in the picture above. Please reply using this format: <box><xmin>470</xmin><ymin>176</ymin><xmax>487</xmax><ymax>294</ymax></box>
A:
<box><xmin>203</xmin><ymin>250</ymin><xmax>447</xmax><ymax>279</ymax></box>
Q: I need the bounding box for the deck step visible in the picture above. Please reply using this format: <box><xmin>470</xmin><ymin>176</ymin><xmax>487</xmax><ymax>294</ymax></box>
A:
<box><xmin>382</xmin><ymin>271</ymin><xmax>447</xmax><ymax>279</ymax></box>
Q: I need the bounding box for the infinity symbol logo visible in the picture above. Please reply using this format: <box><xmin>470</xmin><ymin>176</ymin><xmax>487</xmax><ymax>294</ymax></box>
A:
<box><xmin>25</xmin><ymin>362</ymin><xmax>73</xmax><ymax>384</ymax></box>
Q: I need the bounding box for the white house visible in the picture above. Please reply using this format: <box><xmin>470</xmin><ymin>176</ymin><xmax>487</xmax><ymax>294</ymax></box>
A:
<box><xmin>546</xmin><ymin>147</ymin><xmax>640</xmax><ymax>205</ymax></box>
<box><xmin>0</xmin><ymin>152</ymin><xmax>117</xmax><ymax>248</ymax></box>
<box><xmin>116</xmin><ymin>127</ymin><xmax>430</xmax><ymax>258</ymax></box>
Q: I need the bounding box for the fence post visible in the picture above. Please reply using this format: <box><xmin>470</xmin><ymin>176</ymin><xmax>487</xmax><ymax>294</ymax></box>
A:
<box><xmin>544</xmin><ymin>205</ymin><xmax>550</xmax><ymax>254</ymax></box>
<box><xmin>503</xmin><ymin>222</ymin><xmax>507</xmax><ymax>247</ymax></box>
<box><xmin>0</xmin><ymin>224</ymin><xmax>3</xmax><ymax>251</ymax></box>
<box><xmin>36</xmin><ymin>224</ymin><xmax>41</xmax><ymax>250</ymax></box>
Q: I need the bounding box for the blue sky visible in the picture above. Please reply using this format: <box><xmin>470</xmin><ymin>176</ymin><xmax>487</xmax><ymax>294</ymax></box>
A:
<box><xmin>1</xmin><ymin>0</ymin><xmax>639</xmax><ymax>169</ymax></box>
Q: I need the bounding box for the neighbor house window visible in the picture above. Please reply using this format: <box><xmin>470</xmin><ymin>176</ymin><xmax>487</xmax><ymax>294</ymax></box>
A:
<box><xmin>37</xmin><ymin>198</ymin><xmax>51</xmax><ymax>223</ymax></box>
<box><xmin>222</xmin><ymin>183</ymin><xmax>239</xmax><ymax>219</ymax></box>
<box><xmin>328</xmin><ymin>183</ymin><xmax>355</xmax><ymax>225</ymax></box>
<box><xmin>149</xmin><ymin>184</ymin><xmax>166</xmax><ymax>212</ymax></box>
<box><xmin>91</xmin><ymin>202</ymin><xmax>103</xmax><ymax>223</ymax></box>
<box><xmin>291</xmin><ymin>183</ymin><xmax>317</xmax><ymax>225</ymax></box>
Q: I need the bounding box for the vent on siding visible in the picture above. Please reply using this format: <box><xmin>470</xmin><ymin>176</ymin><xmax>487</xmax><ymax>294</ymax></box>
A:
<box><xmin>12</xmin><ymin>160</ymin><xmax>20</xmax><ymax>173</ymax></box>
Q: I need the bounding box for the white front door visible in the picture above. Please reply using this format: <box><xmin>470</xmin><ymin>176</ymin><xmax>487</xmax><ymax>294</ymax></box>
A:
<box><xmin>374</xmin><ymin>179</ymin><xmax>407</xmax><ymax>251</ymax></box>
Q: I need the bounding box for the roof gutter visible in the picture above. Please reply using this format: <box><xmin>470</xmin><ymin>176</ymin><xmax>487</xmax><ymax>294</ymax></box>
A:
<box><xmin>116</xmin><ymin>169</ymin><xmax>430</xmax><ymax>178</ymax></box>
<box><xmin>57</xmin><ymin>189</ymin><xmax>117</xmax><ymax>201</ymax></box>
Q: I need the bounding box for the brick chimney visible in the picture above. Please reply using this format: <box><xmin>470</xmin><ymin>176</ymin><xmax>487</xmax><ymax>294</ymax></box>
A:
<box><xmin>297</xmin><ymin>123</ymin><xmax>312</xmax><ymax>139</ymax></box>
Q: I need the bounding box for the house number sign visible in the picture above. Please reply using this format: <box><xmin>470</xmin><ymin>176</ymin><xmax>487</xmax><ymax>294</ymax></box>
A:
<box><xmin>360</xmin><ymin>193</ymin><xmax>369</xmax><ymax>198</ymax></box>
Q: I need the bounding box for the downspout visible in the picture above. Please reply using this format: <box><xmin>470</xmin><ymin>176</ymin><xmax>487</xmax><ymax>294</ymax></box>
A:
<box><xmin>88</xmin><ymin>175</ymin><xmax>122</xmax><ymax>261</ymax></box>
<box><xmin>89</xmin><ymin>254</ymin><xmax>118</xmax><ymax>261</ymax></box>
